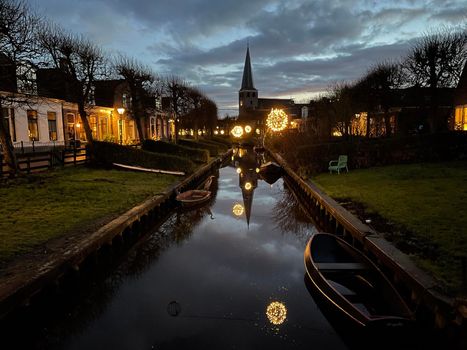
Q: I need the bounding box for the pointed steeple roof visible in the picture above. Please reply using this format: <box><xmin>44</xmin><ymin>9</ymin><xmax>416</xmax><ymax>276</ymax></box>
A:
<box><xmin>240</xmin><ymin>45</ymin><xmax>256</xmax><ymax>91</ymax></box>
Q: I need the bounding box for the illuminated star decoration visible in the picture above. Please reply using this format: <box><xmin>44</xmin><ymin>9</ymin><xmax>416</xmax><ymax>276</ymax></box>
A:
<box><xmin>266</xmin><ymin>108</ymin><xmax>288</xmax><ymax>132</ymax></box>
<box><xmin>231</xmin><ymin>125</ymin><xmax>244</xmax><ymax>138</ymax></box>
<box><xmin>266</xmin><ymin>301</ymin><xmax>287</xmax><ymax>325</ymax></box>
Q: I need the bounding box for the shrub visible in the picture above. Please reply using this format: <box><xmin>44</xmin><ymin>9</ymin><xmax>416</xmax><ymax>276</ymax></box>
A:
<box><xmin>210</xmin><ymin>136</ymin><xmax>232</xmax><ymax>147</ymax></box>
<box><xmin>142</xmin><ymin>140</ymin><xmax>209</xmax><ymax>163</ymax></box>
<box><xmin>199</xmin><ymin>138</ymin><xmax>229</xmax><ymax>151</ymax></box>
<box><xmin>90</xmin><ymin>141</ymin><xmax>196</xmax><ymax>174</ymax></box>
<box><xmin>178</xmin><ymin>139</ymin><xmax>220</xmax><ymax>156</ymax></box>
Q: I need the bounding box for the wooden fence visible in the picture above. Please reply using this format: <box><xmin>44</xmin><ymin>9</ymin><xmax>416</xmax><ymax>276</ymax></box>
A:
<box><xmin>0</xmin><ymin>147</ymin><xmax>88</xmax><ymax>177</ymax></box>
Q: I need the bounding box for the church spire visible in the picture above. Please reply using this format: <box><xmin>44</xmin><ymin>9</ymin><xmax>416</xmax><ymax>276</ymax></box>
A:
<box><xmin>241</xmin><ymin>45</ymin><xmax>255</xmax><ymax>90</ymax></box>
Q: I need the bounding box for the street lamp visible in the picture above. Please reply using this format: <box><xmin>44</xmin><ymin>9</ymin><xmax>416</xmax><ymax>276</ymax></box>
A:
<box><xmin>117</xmin><ymin>108</ymin><xmax>125</xmax><ymax>145</ymax></box>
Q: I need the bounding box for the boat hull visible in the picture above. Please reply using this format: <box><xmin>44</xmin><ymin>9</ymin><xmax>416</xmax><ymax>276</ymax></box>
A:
<box><xmin>176</xmin><ymin>190</ymin><xmax>211</xmax><ymax>208</ymax></box>
<box><xmin>304</xmin><ymin>233</ymin><xmax>414</xmax><ymax>329</ymax></box>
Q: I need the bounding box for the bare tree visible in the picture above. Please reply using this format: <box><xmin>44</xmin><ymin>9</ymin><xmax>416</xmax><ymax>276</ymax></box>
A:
<box><xmin>355</xmin><ymin>61</ymin><xmax>403</xmax><ymax>137</ymax></box>
<box><xmin>0</xmin><ymin>0</ymin><xmax>41</xmax><ymax>176</ymax></box>
<box><xmin>37</xmin><ymin>23</ymin><xmax>108</xmax><ymax>144</ymax></box>
<box><xmin>404</xmin><ymin>28</ymin><xmax>467</xmax><ymax>132</ymax></box>
<box><xmin>163</xmin><ymin>75</ymin><xmax>189</xmax><ymax>142</ymax></box>
<box><xmin>114</xmin><ymin>55</ymin><xmax>156</xmax><ymax>142</ymax></box>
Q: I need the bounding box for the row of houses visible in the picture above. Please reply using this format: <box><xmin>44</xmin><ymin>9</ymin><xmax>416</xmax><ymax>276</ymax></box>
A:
<box><xmin>1</xmin><ymin>58</ymin><xmax>173</xmax><ymax>152</ymax></box>
<box><xmin>236</xmin><ymin>46</ymin><xmax>467</xmax><ymax>137</ymax></box>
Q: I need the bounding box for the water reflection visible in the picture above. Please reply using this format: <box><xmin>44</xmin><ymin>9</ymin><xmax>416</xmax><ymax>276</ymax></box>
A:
<box><xmin>266</xmin><ymin>301</ymin><xmax>287</xmax><ymax>325</ymax></box>
<box><xmin>1</xmin><ymin>160</ymin><xmax>352</xmax><ymax>350</ymax></box>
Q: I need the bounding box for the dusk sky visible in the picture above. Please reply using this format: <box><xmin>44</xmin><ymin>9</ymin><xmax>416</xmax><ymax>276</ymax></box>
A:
<box><xmin>28</xmin><ymin>0</ymin><xmax>467</xmax><ymax>117</ymax></box>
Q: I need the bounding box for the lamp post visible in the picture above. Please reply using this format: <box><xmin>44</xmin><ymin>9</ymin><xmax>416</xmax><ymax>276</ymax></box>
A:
<box><xmin>117</xmin><ymin>107</ymin><xmax>125</xmax><ymax>145</ymax></box>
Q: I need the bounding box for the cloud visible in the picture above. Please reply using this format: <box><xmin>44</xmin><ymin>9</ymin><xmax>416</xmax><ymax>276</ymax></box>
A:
<box><xmin>26</xmin><ymin>0</ymin><xmax>467</xmax><ymax>115</ymax></box>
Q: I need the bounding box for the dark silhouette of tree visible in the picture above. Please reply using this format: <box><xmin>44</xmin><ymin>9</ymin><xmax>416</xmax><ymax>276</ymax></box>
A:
<box><xmin>163</xmin><ymin>75</ymin><xmax>189</xmax><ymax>142</ymax></box>
<box><xmin>404</xmin><ymin>28</ymin><xmax>467</xmax><ymax>132</ymax></box>
<box><xmin>0</xmin><ymin>0</ymin><xmax>41</xmax><ymax>176</ymax></box>
<box><xmin>37</xmin><ymin>23</ymin><xmax>108</xmax><ymax>144</ymax></box>
<box><xmin>354</xmin><ymin>61</ymin><xmax>403</xmax><ymax>137</ymax></box>
<box><xmin>114</xmin><ymin>55</ymin><xmax>157</xmax><ymax>142</ymax></box>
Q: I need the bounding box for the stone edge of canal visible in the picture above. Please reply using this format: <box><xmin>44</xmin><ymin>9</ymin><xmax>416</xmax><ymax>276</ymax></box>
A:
<box><xmin>270</xmin><ymin>150</ymin><xmax>467</xmax><ymax>341</ymax></box>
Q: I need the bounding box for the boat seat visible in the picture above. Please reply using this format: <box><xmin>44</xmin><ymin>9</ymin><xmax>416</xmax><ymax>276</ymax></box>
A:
<box><xmin>315</xmin><ymin>262</ymin><xmax>368</xmax><ymax>271</ymax></box>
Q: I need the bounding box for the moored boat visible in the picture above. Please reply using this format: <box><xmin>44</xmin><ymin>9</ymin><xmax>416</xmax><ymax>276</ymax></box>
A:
<box><xmin>258</xmin><ymin>161</ymin><xmax>283</xmax><ymax>178</ymax></box>
<box><xmin>176</xmin><ymin>189</ymin><xmax>211</xmax><ymax>208</ymax></box>
<box><xmin>304</xmin><ymin>233</ymin><xmax>414</xmax><ymax>329</ymax></box>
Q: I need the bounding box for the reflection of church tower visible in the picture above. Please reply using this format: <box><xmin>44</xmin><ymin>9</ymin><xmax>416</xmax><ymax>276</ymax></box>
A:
<box><xmin>236</xmin><ymin>147</ymin><xmax>259</xmax><ymax>227</ymax></box>
<box><xmin>239</xmin><ymin>45</ymin><xmax>258</xmax><ymax>114</ymax></box>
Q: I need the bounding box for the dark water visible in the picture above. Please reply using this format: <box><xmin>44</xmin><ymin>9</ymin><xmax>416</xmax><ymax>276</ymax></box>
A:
<box><xmin>3</xmin><ymin>149</ymin><xmax>351</xmax><ymax>349</ymax></box>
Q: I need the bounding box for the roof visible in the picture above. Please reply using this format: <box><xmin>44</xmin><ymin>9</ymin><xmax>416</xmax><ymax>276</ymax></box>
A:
<box><xmin>240</xmin><ymin>46</ymin><xmax>256</xmax><ymax>91</ymax></box>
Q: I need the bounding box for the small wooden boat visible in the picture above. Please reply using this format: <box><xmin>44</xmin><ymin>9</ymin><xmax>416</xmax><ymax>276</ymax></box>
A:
<box><xmin>176</xmin><ymin>189</ymin><xmax>211</xmax><ymax>208</ymax></box>
<box><xmin>304</xmin><ymin>233</ymin><xmax>414</xmax><ymax>328</ymax></box>
<box><xmin>175</xmin><ymin>175</ymin><xmax>216</xmax><ymax>209</ymax></box>
<box><xmin>259</xmin><ymin>161</ymin><xmax>283</xmax><ymax>178</ymax></box>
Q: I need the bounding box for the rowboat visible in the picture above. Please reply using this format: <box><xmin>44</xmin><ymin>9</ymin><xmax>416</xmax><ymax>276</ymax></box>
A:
<box><xmin>258</xmin><ymin>161</ymin><xmax>283</xmax><ymax>178</ymax></box>
<box><xmin>176</xmin><ymin>189</ymin><xmax>211</xmax><ymax>208</ymax></box>
<box><xmin>175</xmin><ymin>175</ymin><xmax>215</xmax><ymax>208</ymax></box>
<box><xmin>304</xmin><ymin>233</ymin><xmax>414</xmax><ymax>329</ymax></box>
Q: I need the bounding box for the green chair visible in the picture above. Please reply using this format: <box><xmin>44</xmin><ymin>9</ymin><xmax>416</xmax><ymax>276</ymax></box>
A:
<box><xmin>328</xmin><ymin>155</ymin><xmax>349</xmax><ymax>174</ymax></box>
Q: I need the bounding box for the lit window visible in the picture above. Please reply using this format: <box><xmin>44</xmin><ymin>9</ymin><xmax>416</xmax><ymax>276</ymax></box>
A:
<box><xmin>47</xmin><ymin>112</ymin><xmax>57</xmax><ymax>141</ymax></box>
<box><xmin>27</xmin><ymin>110</ymin><xmax>39</xmax><ymax>141</ymax></box>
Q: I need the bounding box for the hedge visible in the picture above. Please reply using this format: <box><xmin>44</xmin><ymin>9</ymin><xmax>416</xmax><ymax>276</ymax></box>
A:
<box><xmin>209</xmin><ymin>136</ymin><xmax>232</xmax><ymax>148</ymax></box>
<box><xmin>198</xmin><ymin>138</ymin><xmax>229</xmax><ymax>151</ymax></box>
<box><xmin>178</xmin><ymin>139</ymin><xmax>220</xmax><ymax>156</ymax></box>
<box><xmin>291</xmin><ymin>132</ymin><xmax>467</xmax><ymax>176</ymax></box>
<box><xmin>142</xmin><ymin>140</ymin><xmax>209</xmax><ymax>163</ymax></box>
<box><xmin>90</xmin><ymin>141</ymin><xmax>196</xmax><ymax>174</ymax></box>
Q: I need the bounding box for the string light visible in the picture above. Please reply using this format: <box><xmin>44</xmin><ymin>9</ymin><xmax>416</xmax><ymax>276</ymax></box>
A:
<box><xmin>232</xmin><ymin>204</ymin><xmax>244</xmax><ymax>216</ymax></box>
<box><xmin>266</xmin><ymin>301</ymin><xmax>287</xmax><ymax>325</ymax></box>
<box><xmin>231</xmin><ymin>125</ymin><xmax>244</xmax><ymax>138</ymax></box>
<box><xmin>266</xmin><ymin>108</ymin><xmax>288</xmax><ymax>132</ymax></box>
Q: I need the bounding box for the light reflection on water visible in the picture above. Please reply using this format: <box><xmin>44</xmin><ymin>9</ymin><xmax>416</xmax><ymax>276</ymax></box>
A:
<box><xmin>1</xmin><ymin>148</ymin><xmax>348</xmax><ymax>350</ymax></box>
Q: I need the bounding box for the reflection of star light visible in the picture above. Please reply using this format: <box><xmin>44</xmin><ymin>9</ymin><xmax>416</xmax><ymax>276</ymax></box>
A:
<box><xmin>266</xmin><ymin>301</ymin><xmax>287</xmax><ymax>325</ymax></box>
<box><xmin>232</xmin><ymin>204</ymin><xmax>244</xmax><ymax>216</ymax></box>
<box><xmin>244</xmin><ymin>182</ymin><xmax>252</xmax><ymax>190</ymax></box>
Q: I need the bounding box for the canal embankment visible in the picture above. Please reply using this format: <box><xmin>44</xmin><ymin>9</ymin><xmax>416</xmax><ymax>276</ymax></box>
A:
<box><xmin>0</xmin><ymin>150</ymin><xmax>232</xmax><ymax>320</ymax></box>
<box><xmin>269</xmin><ymin>151</ymin><xmax>467</xmax><ymax>343</ymax></box>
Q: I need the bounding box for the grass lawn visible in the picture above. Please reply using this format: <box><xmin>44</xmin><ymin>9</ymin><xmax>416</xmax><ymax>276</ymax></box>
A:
<box><xmin>0</xmin><ymin>166</ymin><xmax>178</xmax><ymax>262</ymax></box>
<box><xmin>313</xmin><ymin>161</ymin><xmax>467</xmax><ymax>293</ymax></box>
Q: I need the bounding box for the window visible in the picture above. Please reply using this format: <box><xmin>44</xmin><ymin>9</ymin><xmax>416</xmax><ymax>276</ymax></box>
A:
<box><xmin>87</xmin><ymin>85</ymin><xmax>96</xmax><ymax>105</ymax></box>
<box><xmin>90</xmin><ymin>116</ymin><xmax>98</xmax><ymax>139</ymax></box>
<box><xmin>47</xmin><ymin>112</ymin><xmax>57</xmax><ymax>141</ymax></box>
<box><xmin>2</xmin><ymin>108</ymin><xmax>16</xmax><ymax>142</ymax></box>
<box><xmin>98</xmin><ymin>116</ymin><xmax>108</xmax><ymax>139</ymax></box>
<box><xmin>27</xmin><ymin>110</ymin><xmax>39</xmax><ymax>141</ymax></box>
<box><xmin>454</xmin><ymin>106</ymin><xmax>467</xmax><ymax>131</ymax></box>
<box><xmin>122</xmin><ymin>93</ymin><xmax>132</xmax><ymax>109</ymax></box>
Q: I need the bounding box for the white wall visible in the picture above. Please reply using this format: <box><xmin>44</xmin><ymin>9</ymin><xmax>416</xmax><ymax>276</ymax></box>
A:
<box><xmin>11</xmin><ymin>97</ymin><xmax>65</xmax><ymax>147</ymax></box>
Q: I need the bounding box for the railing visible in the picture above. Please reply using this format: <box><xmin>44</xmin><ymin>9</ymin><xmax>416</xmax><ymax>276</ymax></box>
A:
<box><xmin>0</xmin><ymin>146</ymin><xmax>88</xmax><ymax>177</ymax></box>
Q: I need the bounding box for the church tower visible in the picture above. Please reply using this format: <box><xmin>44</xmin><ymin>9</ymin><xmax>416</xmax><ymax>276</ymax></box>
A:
<box><xmin>239</xmin><ymin>45</ymin><xmax>258</xmax><ymax>114</ymax></box>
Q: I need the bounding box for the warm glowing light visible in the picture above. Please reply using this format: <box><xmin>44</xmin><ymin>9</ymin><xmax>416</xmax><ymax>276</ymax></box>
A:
<box><xmin>266</xmin><ymin>301</ymin><xmax>287</xmax><ymax>325</ymax></box>
<box><xmin>214</xmin><ymin>130</ymin><xmax>219</xmax><ymax>135</ymax></box>
<box><xmin>245</xmin><ymin>125</ymin><xmax>252</xmax><ymax>133</ymax></box>
<box><xmin>255</xmin><ymin>168</ymin><xmax>260</xmax><ymax>173</ymax></box>
<box><xmin>231</xmin><ymin>156</ymin><xmax>234</xmax><ymax>161</ymax></box>
<box><xmin>117</xmin><ymin>107</ymin><xmax>125</xmax><ymax>115</ymax></box>
<box><xmin>244</xmin><ymin>182</ymin><xmax>252</xmax><ymax>190</ymax></box>
<box><xmin>332</xmin><ymin>130</ymin><xmax>343</xmax><ymax>137</ymax></box>
<box><xmin>231</xmin><ymin>125</ymin><xmax>244</xmax><ymax>138</ymax></box>
<box><xmin>75</xmin><ymin>122</ymin><xmax>81</xmax><ymax>128</ymax></box>
<box><xmin>232</xmin><ymin>204</ymin><xmax>244</xmax><ymax>216</ymax></box>
<box><xmin>256</xmin><ymin>128</ymin><xmax>261</xmax><ymax>135</ymax></box>
<box><xmin>266</xmin><ymin>108</ymin><xmax>288</xmax><ymax>132</ymax></box>
<box><xmin>236</xmin><ymin>167</ymin><xmax>242</xmax><ymax>174</ymax></box>
<box><xmin>220</xmin><ymin>130</ymin><xmax>225</xmax><ymax>135</ymax></box>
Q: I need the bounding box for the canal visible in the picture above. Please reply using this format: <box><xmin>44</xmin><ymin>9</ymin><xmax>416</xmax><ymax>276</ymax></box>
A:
<box><xmin>1</xmin><ymin>148</ymin><xmax>426</xmax><ymax>349</ymax></box>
